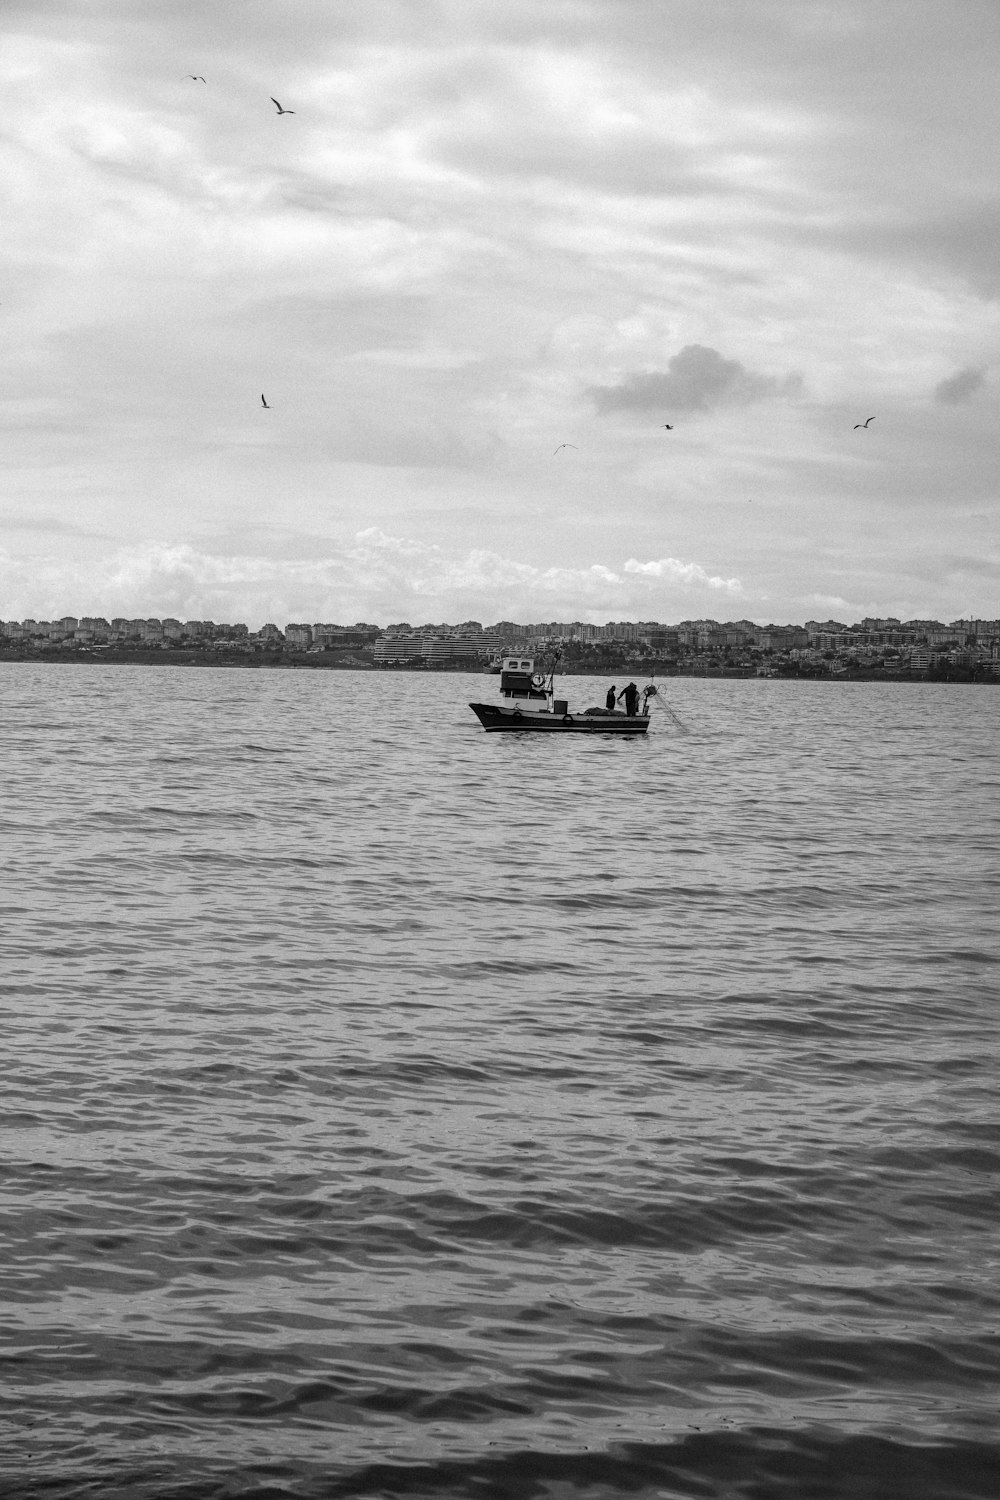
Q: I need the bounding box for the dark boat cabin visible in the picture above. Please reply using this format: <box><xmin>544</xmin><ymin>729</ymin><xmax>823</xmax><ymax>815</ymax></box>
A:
<box><xmin>500</xmin><ymin>658</ymin><xmax>548</xmax><ymax>701</ymax></box>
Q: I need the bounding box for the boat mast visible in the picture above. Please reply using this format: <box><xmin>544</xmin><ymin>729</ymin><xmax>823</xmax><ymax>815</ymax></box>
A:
<box><xmin>546</xmin><ymin>647</ymin><xmax>563</xmax><ymax>704</ymax></box>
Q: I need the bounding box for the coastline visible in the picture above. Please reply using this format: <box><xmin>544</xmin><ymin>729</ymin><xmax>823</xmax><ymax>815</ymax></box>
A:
<box><xmin>0</xmin><ymin>647</ymin><xmax>995</xmax><ymax>682</ymax></box>
<box><xmin>0</xmin><ymin>647</ymin><xmax>375</xmax><ymax>670</ymax></box>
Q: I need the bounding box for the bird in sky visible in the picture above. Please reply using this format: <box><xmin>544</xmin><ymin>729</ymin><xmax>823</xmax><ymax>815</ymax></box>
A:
<box><xmin>261</xmin><ymin>394</ymin><xmax>270</xmax><ymax>408</ymax></box>
<box><xmin>854</xmin><ymin>416</ymin><xmax>875</xmax><ymax>429</ymax></box>
<box><xmin>553</xmin><ymin>444</ymin><xmax>578</xmax><ymax>454</ymax></box>
<box><xmin>662</xmin><ymin>423</ymin><xmax>673</xmax><ymax>429</ymax></box>
<box><xmin>187</xmin><ymin>75</ymin><xmax>206</xmax><ymax>82</ymax></box>
<box><xmin>271</xmin><ymin>97</ymin><xmax>295</xmax><ymax>114</ymax></box>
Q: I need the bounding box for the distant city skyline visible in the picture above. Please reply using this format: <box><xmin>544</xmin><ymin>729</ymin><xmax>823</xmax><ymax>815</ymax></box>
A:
<box><xmin>4</xmin><ymin>609</ymin><xmax>997</xmax><ymax>636</ymax></box>
<box><xmin>5</xmin><ymin>610</ymin><xmax>998</xmax><ymax>680</ymax></box>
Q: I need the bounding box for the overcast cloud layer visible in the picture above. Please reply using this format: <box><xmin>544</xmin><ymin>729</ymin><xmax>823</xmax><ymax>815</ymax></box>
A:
<box><xmin>2</xmin><ymin>0</ymin><xmax>998</xmax><ymax>624</ymax></box>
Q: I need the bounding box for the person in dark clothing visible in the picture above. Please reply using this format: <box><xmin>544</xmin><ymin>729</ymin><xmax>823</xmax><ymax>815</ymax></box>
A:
<box><xmin>605</xmin><ymin>684</ymin><xmax>617</xmax><ymax>711</ymax></box>
<box><xmin>618</xmin><ymin>682</ymin><xmax>639</xmax><ymax>716</ymax></box>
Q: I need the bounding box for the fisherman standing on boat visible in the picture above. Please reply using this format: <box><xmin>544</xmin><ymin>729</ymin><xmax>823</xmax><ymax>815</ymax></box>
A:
<box><xmin>618</xmin><ymin>682</ymin><xmax>640</xmax><ymax>716</ymax></box>
<box><xmin>605</xmin><ymin>684</ymin><xmax>617</xmax><ymax>712</ymax></box>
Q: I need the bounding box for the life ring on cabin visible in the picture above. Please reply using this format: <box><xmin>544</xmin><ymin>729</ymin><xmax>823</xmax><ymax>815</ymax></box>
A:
<box><xmin>531</xmin><ymin>674</ymin><xmax>547</xmax><ymax>689</ymax></box>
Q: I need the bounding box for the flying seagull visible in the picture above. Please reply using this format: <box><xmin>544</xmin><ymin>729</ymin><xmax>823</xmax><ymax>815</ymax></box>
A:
<box><xmin>854</xmin><ymin>416</ymin><xmax>875</xmax><ymax>429</ymax></box>
<box><xmin>188</xmin><ymin>75</ymin><xmax>206</xmax><ymax>82</ymax></box>
<box><xmin>261</xmin><ymin>394</ymin><xmax>270</xmax><ymax>408</ymax></box>
<box><xmin>271</xmin><ymin>97</ymin><xmax>295</xmax><ymax>114</ymax></box>
<box><xmin>553</xmin><ymin>444</ymin><xmax>578</xmax><ymax>454</ymax></box>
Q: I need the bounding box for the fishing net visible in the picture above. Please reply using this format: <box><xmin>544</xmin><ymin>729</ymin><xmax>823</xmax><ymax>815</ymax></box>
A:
<box><xmin>643</xmin><ymin>683</ymin><xmax>689</xmax><ymax>734</ymax></box>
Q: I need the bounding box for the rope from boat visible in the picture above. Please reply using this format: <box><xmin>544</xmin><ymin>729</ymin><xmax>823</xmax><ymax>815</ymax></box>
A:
<box><xmin>643</xmin><ymin>681</ymin><xmax>689</xmax><ymax>734</ymax></box>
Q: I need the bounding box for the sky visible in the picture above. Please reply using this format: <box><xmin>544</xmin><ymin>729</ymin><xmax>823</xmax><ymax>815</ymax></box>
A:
<box><xmin>2</xmin><ymin>0</ymin><xmax>998</xmax><ymax>627</ymax></box>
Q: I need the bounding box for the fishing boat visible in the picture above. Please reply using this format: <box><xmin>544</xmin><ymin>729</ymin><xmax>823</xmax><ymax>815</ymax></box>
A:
<box><xmin>469</xmin><ymin>656</ymin><xmax>652</xmax><ymax>733</ymax></box>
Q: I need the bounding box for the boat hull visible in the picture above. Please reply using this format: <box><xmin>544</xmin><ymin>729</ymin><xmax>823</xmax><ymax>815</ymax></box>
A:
<box><xmin>469</xmin><ymin>703</ymin><xmax>650</xmax><ymax>733</ymax></box>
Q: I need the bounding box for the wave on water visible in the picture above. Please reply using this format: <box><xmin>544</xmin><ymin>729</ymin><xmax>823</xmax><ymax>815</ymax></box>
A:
<box><xmin>2</xmin><ymin>666</ymin><xmax>999</xmax><ymax>1497</ymax></box>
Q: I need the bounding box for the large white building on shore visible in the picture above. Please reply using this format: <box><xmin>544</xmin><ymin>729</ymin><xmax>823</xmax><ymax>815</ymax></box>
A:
<box><xmin>372</xmin><ymin>629</ymin><xmax>503</xmax><ymax>665</ymax></box>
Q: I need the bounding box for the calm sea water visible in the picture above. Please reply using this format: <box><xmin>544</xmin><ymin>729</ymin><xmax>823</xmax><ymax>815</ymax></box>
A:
<box><xmin>2</xmin><ymin>663</ymin><xmax>999</xmax><ymax>1500</ymax></box>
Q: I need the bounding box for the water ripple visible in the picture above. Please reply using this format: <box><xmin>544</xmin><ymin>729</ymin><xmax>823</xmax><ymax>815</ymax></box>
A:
<box><xmin>2</xmin><ymin>665</ymin><xmax>999</xmax><ymax>1497</ymax></box>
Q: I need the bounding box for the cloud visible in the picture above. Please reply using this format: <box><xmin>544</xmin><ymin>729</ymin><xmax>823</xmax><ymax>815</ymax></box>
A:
<box><xmin>799</xmin><ymin>593</ymin><xmax>868</xmax><ymax>617</ymax></box>
<box><xmin>590</xmin><ymin>345</ymin><xmax>802</xmax><ymax>414</ymax></box>
<box><xmin>0</xmin><ymin>532</ymin><xmax>747</xmax><ymax>625</ymax></box>
<box><xmin>2</xmin><ymin>1</ymin><xmax>999</xmax><ymax>630</ymax></box>
<box><xmin>0</xmin><ymin>512</ymin><xmax>102</xmax><ymax>536</ymax></box>
<box><xmin>934</xmin><ymin>365</ymin><xmax>987</xmax><ymax>404</ymax></box>
<box><xmin>624</xmin><ymin>556</ymin><xmax>743</xmax><ymax>593</ymax></box>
